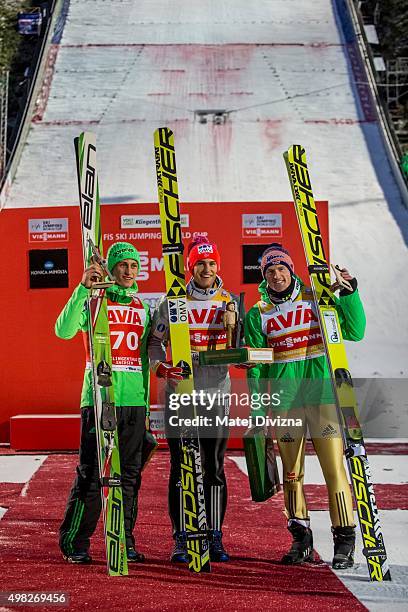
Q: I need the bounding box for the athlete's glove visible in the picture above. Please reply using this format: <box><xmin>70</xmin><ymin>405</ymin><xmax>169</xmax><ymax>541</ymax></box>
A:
<box><xmin>330</xmin><ymin>266</ymin><xmax>357</xmax><ymax>295</ymax></box>
<box><xmin>155</xmin><ymin>362</ymin><xmax>184</xmax><ymax>387</ymax></box>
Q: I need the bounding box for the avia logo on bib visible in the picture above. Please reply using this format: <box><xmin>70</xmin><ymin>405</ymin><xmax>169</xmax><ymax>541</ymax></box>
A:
<box><xmin>187</xmin><ymin>302</ymin><xmax>228</xmax><ymax>349</ymax></box>
<box><xmin>108</xmin><ymin>306</ymin><xmax>144</xmax><ymax>326</ymax></box>
<box><xmin>266</xmin><ymin>303</ymin><xmax>319</xmax><ymax>334</ymax></box>
<box><xmin>188</xmin><ymin>303</ymin><xmax>225</xmax><ymax>328</ymax></box>
<box><xmin>261</xmin><ymin>301</ymin><xmax>325</xmax><ymax>363</ymax></box>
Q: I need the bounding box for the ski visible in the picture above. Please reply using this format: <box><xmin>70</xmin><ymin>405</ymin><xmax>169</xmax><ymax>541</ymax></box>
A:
<box><xmin>154</xmin><ymin>127</ymin><xmax>211</xmax><ymax>573</ymax></box>
<box><xmin>75</xmin><ymin>132</ymin><xmax>128</xmax><ymax>576</ymax></box>
<box><xmin>283</xmin><ymin>144</ymin><xmax>391</xmax><ymax>582</ymax></box>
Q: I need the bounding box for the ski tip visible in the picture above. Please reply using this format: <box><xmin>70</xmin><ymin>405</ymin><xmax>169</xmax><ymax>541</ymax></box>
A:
<box><xmin>283</xmin><ymin>145</ymin><xmax>309</xmax><ymax>168</ymax></box>
<box><xmin>284</xmin><ymin>144</ymin><xmax>304</xmax><ymax>153</ymax></box>
<box><xmin>154</xmin><ymin>127</ymin><xmax>175</xmax><ymax>152</ymax></box>
<box><xmin>75</xmin><ymin>132</ymin><xmax>97</xmax><ymax>151</ymax></box>
<box><xmin>154</xmin><ymin>126</ymin><xmax>174</xmax><ymax>137</ymax></box>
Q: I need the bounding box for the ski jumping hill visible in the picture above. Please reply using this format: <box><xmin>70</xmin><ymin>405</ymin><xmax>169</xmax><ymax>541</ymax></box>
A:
<box><xmin>4</xmin><ymin>0</ymin><xmax>408</xmax><ymax>381</ymax></box>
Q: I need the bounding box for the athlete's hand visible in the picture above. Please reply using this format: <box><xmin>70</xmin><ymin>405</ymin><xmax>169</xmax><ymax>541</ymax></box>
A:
<box><xmin>330</xmin><ymin>266</ymin><xmax>356</xmax><ymax>294</ymax></box>
<box><xmin>81</xmin><ymin>262</ymin><xmax>104</xmax><ymax>288</ymax></box>
<box><xmin>155</xmin><ymin>362</ymin><xmax>184</xmax><ymax>387</ymax></box>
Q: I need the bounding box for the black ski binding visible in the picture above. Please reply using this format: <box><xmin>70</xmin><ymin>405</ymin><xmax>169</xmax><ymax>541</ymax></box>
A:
<box><xmin>100</xmin><ymin>474</ymin><xmax>121</xmax><ymax>488</ymax></box>
<box><xmin>101</xmin><ymin>401</ymin><xmax>116</xmax><ymax>431</ymax></box>
<box><xmin>97</xmin><ymin>360</ymin><xmax>112</xmax><ymax>387</ymax></box>
<box><xmin>345</xmin><ymin>443</ymin><xmax>366</xmax><ymax>459</ymax></box>
<box><xmin>335</xmin><ymin>368</ymin><xmax>353</xmax><ymax>387</ymax></box>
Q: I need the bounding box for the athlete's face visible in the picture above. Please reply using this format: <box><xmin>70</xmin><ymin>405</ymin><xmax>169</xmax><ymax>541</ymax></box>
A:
<box><xmin>112</xmin><ymin>259</ymin><xmax>139</xmax><ymax>288</ymax></box>
<box><xmin>265</xmin><ymin>264</ymin><xmax>292</xmax><ymax>292</ymax></box>
<box><xmin>193</xmin><ymin>259</ymin><xmax>218</xmax><ymax>289</ymax></box>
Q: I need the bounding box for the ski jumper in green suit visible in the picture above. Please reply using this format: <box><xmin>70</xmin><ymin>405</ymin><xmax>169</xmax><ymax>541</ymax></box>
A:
<box><xmin>245</xmin><ymin>274</ymin><xmax>365</xmax><ymax>531</ymax></box>
<box><xmin>56</xmin><ymin>244</ymin><xmax>150</xmax><ymax>560</ymax></box>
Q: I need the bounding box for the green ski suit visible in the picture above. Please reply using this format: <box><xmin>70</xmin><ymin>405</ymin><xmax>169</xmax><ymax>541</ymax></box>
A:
<box><xmin>244</xmin><ymin>276</ymin><xmax>366</xmax><ymax>529</ymax></box>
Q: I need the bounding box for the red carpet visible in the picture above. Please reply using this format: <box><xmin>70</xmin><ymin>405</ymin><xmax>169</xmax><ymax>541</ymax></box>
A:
<box><xmin>0</xmin><ymin>483</ymin><xmax>24</xmax><ymax>507</ymax></box>
<box><xmin>0</xmin><ymin>452</ymin><xmax>366</xmax><ymax>611</ymax></box>
<box><xmin>303</xmin><ymin>483</ymin><xmax>408</xmax><ymax>511</ymax></box>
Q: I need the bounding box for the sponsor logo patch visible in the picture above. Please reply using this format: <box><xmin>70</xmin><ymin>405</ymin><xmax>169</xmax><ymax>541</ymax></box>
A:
<box><xmin>323</xmin><ymin>311</ymin><xmax>341</xmax><ymax>344</ymax></box>
<box><xmin>197</xmin><ymin>244</ymin><xmax>214</xmax><ymax>255</ymax></box>
<box><xmin>321</xmin><ymin>424</ymin><xmax>338</xmax><ymax>438</ymax></box>
<box><xmin>280</xmin><ymin>432</ymin><xmax>295</xmax><ymax>443</ymax></box>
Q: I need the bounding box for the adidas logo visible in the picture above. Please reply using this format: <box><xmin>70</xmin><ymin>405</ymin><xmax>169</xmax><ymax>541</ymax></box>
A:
<box><xmin>322</xmin><ymin>424</ymin><xmax>338</xmax><ymax>438</ymax></box>
<box><xmin>280</xmin><ymin>432</ymin><xmax>295</xmax><ymax>443</ymax></box>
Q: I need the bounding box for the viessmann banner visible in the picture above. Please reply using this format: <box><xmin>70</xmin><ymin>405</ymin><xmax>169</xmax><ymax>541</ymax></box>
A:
<box><xmin>28</xmin><ymin>218</ymin><xmax>69</xmax><ymax>242</ymax></box>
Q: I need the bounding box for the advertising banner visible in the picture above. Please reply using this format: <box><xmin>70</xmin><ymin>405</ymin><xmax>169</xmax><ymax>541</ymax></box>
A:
<box><xmin>28</xmin><ymin>218</ymin><xmax>69</xmax><ymax>243</ymax></box>
<box><xmin>29</xmin><ymin>249</ymin><xmax>69</xmax><ymax>289</ymax></box>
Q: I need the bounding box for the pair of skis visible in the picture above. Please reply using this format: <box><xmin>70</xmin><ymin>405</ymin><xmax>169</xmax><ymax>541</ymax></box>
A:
<box><xmin>75</xmin><ymin>132</ymin><xmax>128</xmax><ymax>576</ymax></box>
<box><xmin>284</xmin><ymin>145</ymin><xmax>391</xmax><ymax>582</ymax></box>
<box><xmin>154</xmin><ymin>127</ymin><xmax>211</xmax><ymax>573</ymax></box>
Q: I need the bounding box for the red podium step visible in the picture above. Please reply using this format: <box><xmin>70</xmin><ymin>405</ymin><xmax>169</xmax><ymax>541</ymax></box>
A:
<box><xmin>10</xmin><ymin>407</ymin><xmax>243</xmax><ymax>451</ymax></box>
<box><xmin>10</xmin><ymin>414</ymin><xmax>80</xmax><ymax>451</ymax></box>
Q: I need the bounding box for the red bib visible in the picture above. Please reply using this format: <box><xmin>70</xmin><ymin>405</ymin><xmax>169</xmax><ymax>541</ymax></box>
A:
<box><xmin>84</xmin><ymin>296</ymin><xmax>147</xmax><ymax>372</ymax></box>
<box><xmin>259</xmin><ymin>288</ymin><xmax>325</xmax><ymax>363</ymax></box>
<box><xmin>187</xmin><ymin>294</ymin><xmax>232</xmax><ymax>351</ymax></box>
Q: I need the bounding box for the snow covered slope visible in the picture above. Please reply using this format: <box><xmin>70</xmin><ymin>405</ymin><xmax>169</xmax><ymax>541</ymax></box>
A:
<box><xmin>5</xmin><ymin>0</ymin><xmax>408</xmax><ymax>378</ymax></box>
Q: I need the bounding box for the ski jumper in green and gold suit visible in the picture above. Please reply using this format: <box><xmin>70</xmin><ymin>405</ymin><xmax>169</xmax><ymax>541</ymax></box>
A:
<box><xmin>244</xmin><ymin>243</ymin><xmax>366</xmax><ymax>568</ymax></box>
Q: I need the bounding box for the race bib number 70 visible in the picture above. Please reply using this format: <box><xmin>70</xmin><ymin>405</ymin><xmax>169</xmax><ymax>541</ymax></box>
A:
<box><xmin>107</xmin><ymin>302</ymin><xmax>146</xmax><ymax>371</ymax></box>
